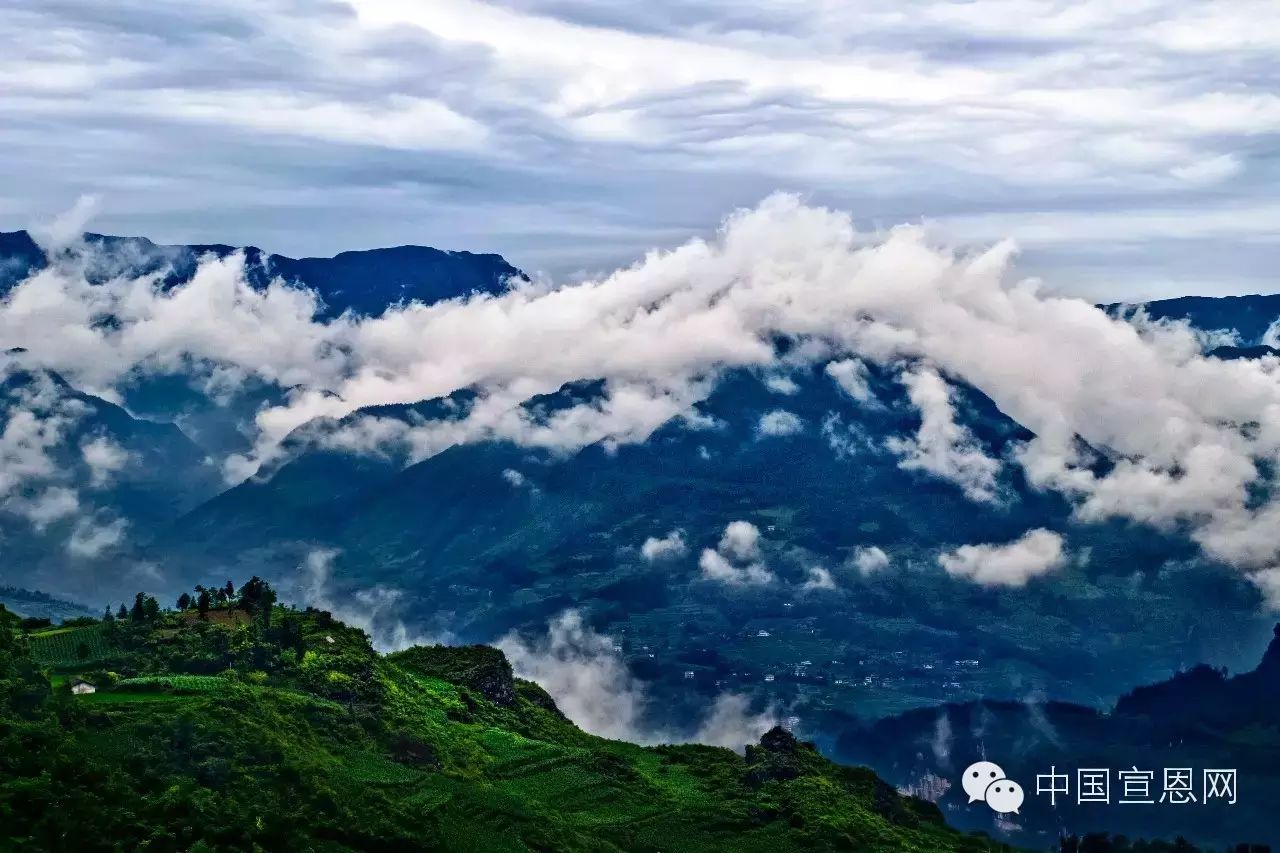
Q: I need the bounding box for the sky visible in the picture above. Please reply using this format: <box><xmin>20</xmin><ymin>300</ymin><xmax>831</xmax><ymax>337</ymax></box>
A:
<box><xmin>2</xmin><ymin>0</ymin><xmax>1278</xmax><ymax>300</ymax></box>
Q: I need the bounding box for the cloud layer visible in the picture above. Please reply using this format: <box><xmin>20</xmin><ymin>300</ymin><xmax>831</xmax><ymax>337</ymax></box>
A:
<box><xmin>498</xmin><ymin>609</ymin><xmax>776</xmax><ymax>748</ymax></box>
<box><xmin>8</xmin><ymin>195</ymin><xmax>1280</xmax><ymax>600</ymax></box>
<box><xmin>938</xmin><ymin>529</ymin><xmax>1066</xmax><ymax>588</ymax></box>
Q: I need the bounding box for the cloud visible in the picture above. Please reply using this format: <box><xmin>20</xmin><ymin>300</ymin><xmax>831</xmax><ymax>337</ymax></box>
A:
<box><xmin>501</xmin><ymin>467</ymin><xmax>526</xmax><ymax>487</ymax></box>
<box><xmin>11</xmin><ymin>193</ymin><xmax>1280</xmax><ymax>591</ymax></box>
<box><xmin>10</xmin><ymin>486</ymin><xmax>80</xmax><ymax>530</ymax></box>
<box><xmin>499</xmin><ymin>609</ymin><xmax>775</xmax><ymax>748</ymax></box>
<box><xmin>640</xmin><ymin>529</ymin><xmax>687</xmax><ymax>561</ymax></box>
<box><xmin>699</xmin><ymin>521</ymin><xmax>773</xmax><ymax>586</ymax></box>
<box><xmin>81</xmin><ymin>436</ymin><xmax>132</xmax><ymax>488</ymax></box>
<box><xmin>67</xmin><ymin>515</ymin><xmax>128</xmax><ymax>558</ymax></box>
<box><xmin>3</xmin><ymin>0</ymin><xmax>1278</xmax><ymax>298</ymax></box>
<box><xmin>801</xmin><ymin>566</ymin><xmax>836</xmax><ymax>591</ymax></box>
<box><xmin>690</xmin><ymin>693</ymin><xmax>779</xmax><ymax>751</ymax></box>
<box><xmin>297</xmin><ymin>549</ymin><xmax>447</xmax><ymax>651</ymax></box>
<box><xmin>938</xmin><ymin>528</ymin><xmax>1066</xmax><ymax>587</ymax></box>
<box><xmin>718</xmin><ymin>520</ymin><xmax>761</xmax><ymax>562</ymax></box>
<box><xmin>825</xmin><ymin>358</ymin><xmax>874</xmax><ymax>403</ymax></box>
<box><xmin>763</xmin><ymin>374</ymin><xmax>799</xmax><ymax>395</ymax></box>
<box><xmin>884</xmin><ymin>365</ymin><xmax>1002</xmax><ymax>503</ymax></box>
<box><xmin>1249</xmin><ymin>568</ymin><xmax>1280</xmax><ymax>611</ymax></box>
<box><xmin>851</xmin><ymin>546</ymin><xmax>890</xmax><ymax>576</ymax></box>
<box><xmin>0</xmin><ymin>366</ymin><xmax>88</xmax><ymax>503</ymax></box>
<box><xmin>756</xmin><ymin>409</ymin><xmax>803</xmax><ymax>437</ymax></box>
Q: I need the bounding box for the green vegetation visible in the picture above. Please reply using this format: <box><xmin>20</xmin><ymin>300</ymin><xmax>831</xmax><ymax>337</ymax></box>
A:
<box><xmin>0</xmin><ymin>579</ymin><xmax>1015</xmax><ymax>852</ymax></box>
<box><xmin>27</xmin><ymin>623</ymin><xmax>113</xmax><ymax>667</ymax></box>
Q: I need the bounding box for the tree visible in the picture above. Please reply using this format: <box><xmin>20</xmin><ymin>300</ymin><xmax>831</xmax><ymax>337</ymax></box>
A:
<box><xmin>143</xmin><ymin>596</ymin><xmax>160</xmax><ymax>622</ymax></box>
<box><xmin>177</xmin><ymin>593</ymin><xmax>192</xmax><ymax>611</ymax></box>
<box><xmin>130</xmin><ymin>593</ymin><xmax>146</xmax><ymax>623</ymax></box>
<box><xmin>103</xmin><ymin>606</ymin><xmax>115</xmax><ymax>624</ymax></box>
<box><xmin>116</xmin><ymin>604</ymin><xmax>128</xmax><ymax>621</ymax></box>
<box><xmin>239</xmin><ymin>576</ymin><xmax>279</xmax><ymax>628</ymax></box>
<box><xmin>196</xmin><ymin>589</ymin><xmax>211</xmax><ymax>618</ymax></box>
<box><xmin>223</xmin><ymin>580</ymin><xmax>235</xmax><ymax>599</ymax></box>
<box><xmin>75</xmin><ymin>642</ymin><xmax>90</xmax><ymax>661</ymax></box>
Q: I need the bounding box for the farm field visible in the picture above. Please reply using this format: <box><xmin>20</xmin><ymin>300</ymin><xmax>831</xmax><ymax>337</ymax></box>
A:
<box><xmin>27</xmin><ymin>624</ymin><xmax>115</xmax><ymax>667</ymax></box>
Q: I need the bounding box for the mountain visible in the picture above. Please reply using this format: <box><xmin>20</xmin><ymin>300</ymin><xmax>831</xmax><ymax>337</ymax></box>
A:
<box><xmin>147</xmin><ymin>361</ymin><xmax>1264</xmax><ymax>728</ymax></box>
<box><xmin>1105</xmin><ymin>293</ymin><xmax>1280</xmax><ymax>346</ymax></box>
<box><xmin>0</xmin><ymin>230</ymin><xmax>525</xmax><ymax>318</ymax></box>
<box><xmin>0</xmin><ymin>586</ymin><xmax>96</xmax><ymax>621</ymax></box>
<box><xmin>0</xmin><ymin>585</ymin><xmax>1011</xmax><ymax>852</ymax></box>
<box><xmin>0</xmin><ymin>358</ymin><xmax>222</xmax><ymax>598</ymax></box>
<box><xmin>833</xmin><ymin>626</ymin><xmax>1280</xmax><ymax>848</ymax></box>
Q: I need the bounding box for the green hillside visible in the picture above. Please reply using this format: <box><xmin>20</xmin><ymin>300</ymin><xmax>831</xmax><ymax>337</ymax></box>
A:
<box><xmin>0</xmin><ymin>582</ymin><xmax>1011</xmax><ymax>852</ymax></box>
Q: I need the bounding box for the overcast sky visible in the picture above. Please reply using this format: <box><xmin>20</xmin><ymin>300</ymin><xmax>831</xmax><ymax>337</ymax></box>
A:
<box><xmin>2</xmin><ymin>0</ymin><xmax>1278</xmax><ymax>300</ymax></box>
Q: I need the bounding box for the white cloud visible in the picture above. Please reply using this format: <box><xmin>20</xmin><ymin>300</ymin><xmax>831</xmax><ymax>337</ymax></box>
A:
<box><xmin>67</xmin><ymin>516</ymin><xmax>127</xmax><ymax>558</ymax></box>
<box><xmin>801</xmin><ymin>566</ymin><xmax>836</xmax><ymax>591</ymax></box>
<box><xmin>1249</xmin><ymin>568</ymin><xmax>1280</xmax><ymax>611</ymax></box>
<box><xmin>825</xmin><ymin>358</ymin><xmax>874</xmax><ymax>403</ymax></box>
<box><xmin>11</xmin><ymin>194</ymin><xmax>1280</xmax><ymax>590</ymax></box>
<box><xmin>81</xmin><ymin>436</ymin><xmax>132</xmax><ymax>488</ymax></box>
<box><xmin>851</xmin><ymin>546</ymin><xmax>890</xmax><ymax>576</ymax></box>
<box><xmin>9</xmin><ymin>486</ymin><xmax>79</xmax><ymax>530</ymax></box>
<box><xmin>884</xmin><ymin>366</ymin><xmax>1002</xmax><ymax>503</ymax></box>
<box><xmin>699</xmin><ymin>549</ymin><xmax>774</xmax><ymax>586</ymax></box>
<box><xmin>499</xmin><ymin>609</ymin><xmax>775</xmax><ymax>748</ymax></box>
<box><xmin>756</xmin><ymin>409</ymin><xmax>804</xmax><ymax>438</ymax></box>
<box><xmin>640</xmin><ymin>529</ymin><xmax>687</xmax><ymax>561</ymax></box>
<box><xmin>938</xmin><ymin>529</ymin><xmax>1066</xmax><ymax>587</ymax></box>
<box><xmin>2</xmin><ymin>0</ymin><xmax>1277</xmax><ymax>299</ymax></box>
<box><xmin>298</xmin><ymin>549</ymin><xmax>448</xmax><ymax>651</ymax></box>
<box><xmin>699</xmin><ymin>520</ymin><xmax>773</xmax><ymax>586</ymax></box>
<box><xmin>690</xmin><ymin>693</ymin><xmax>779</xmax><ymax>751</ymax></box>
<box><xmin>763</xmin><ymin>374</ymin><xmax>799</xmax><ymax>395</ymax></box>
<box><xmin>501</xmin><ymin>468</ymin><xmax>526</xmax><ymax>487</ymax></box>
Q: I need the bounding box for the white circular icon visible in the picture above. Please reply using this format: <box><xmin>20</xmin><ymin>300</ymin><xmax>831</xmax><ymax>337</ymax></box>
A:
<box><xmin>984</xmin><ymin>779</ymin><xmax>1024</xmax><ymax>815</ymax></box>
<box><xmin>961</xmin><ymin>760</ymin><xmax>1006</xmax><ymax>803</ymax></box>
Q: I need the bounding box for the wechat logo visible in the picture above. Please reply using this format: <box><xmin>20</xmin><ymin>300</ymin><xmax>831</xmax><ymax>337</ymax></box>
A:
<box><xmin>962</xmin><ymin>760</ymin><xmax>1024</xmax><ymax>815</ymax></box>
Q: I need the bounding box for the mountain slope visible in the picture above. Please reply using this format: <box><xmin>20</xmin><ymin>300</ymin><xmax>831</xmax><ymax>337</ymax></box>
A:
<box><xmin>149</xmin><ymin>362</ymin><xmax>1259</xmax><ymax>723</ymax></box>
<box><xmin>1105</xmin><ymin>293</ymin><xmax>1280</xmax><ymax>345</ymax></box>
<box><xmin>1</xmin><ymin>589</ymin><xmax>1009</xmax><ymax>852</ymax></box>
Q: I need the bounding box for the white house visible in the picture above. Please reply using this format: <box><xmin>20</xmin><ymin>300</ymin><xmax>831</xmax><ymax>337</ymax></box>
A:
<box><xmin>70</xmin><ymin>678</ymin><xmax>96</xmax><ymax>695</ymax></box>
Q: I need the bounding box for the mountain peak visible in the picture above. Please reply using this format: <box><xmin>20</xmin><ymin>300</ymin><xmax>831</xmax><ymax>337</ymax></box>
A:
<box><xmin>0</xmin><ymin>230</ymin><xmax>525</xmax><ymax>318</ymax></box>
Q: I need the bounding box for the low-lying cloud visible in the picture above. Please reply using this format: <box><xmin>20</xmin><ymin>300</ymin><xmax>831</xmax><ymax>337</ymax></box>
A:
<box><xmin>938</xmin><ymin>529</ymin><xmax>1067</xmax><ymax>588</ymax></box>
<box><xmin>699</xmin><ymin>521</ymin><xmax>774</xmax><ymax>586</ymax></box>
<box><xmin>8</xmin><ymin>196</ymin><xmax>1280</xmax><ymax>599</ymax></box>
<box><xmin>297</xmin><ymin>549</ymin><xmax>447</xmax><ymax>652</ymax></box>
<box><xmin>498</xmin><ymin>609</ymin><xmax>777</xmax><ymax>749</ymax></box>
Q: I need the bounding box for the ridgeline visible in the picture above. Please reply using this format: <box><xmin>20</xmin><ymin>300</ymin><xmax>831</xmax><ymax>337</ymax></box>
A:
<box><xmin>0</xmin><ymin>578</ymin><xmax>1009</xmax><ymax>852</ymax></box>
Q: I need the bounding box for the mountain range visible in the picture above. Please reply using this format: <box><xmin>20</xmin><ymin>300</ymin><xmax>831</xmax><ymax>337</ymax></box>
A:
<box><xmin>4</xmin><ymin>229</ymin><xmax>1280</xmax><ymax>849</ymax></box>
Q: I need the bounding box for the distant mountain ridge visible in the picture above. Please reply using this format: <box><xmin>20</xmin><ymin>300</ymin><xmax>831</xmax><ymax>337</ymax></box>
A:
<box><xmin>1105</xmin><ymin>293</ymin><xmax>1280</xmax><ymax>345</ymax></box>
<box><xmin>0</xmin><ymin>229</ymin><xmax>525</xmax><ymax>318</ymax></box>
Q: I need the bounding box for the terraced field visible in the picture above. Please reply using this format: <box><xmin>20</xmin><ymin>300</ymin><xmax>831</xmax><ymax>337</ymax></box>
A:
<box><xmin>28</xmin><ymin>624</ymin><xmax>114</xmax><ymax>666</ymax></box>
